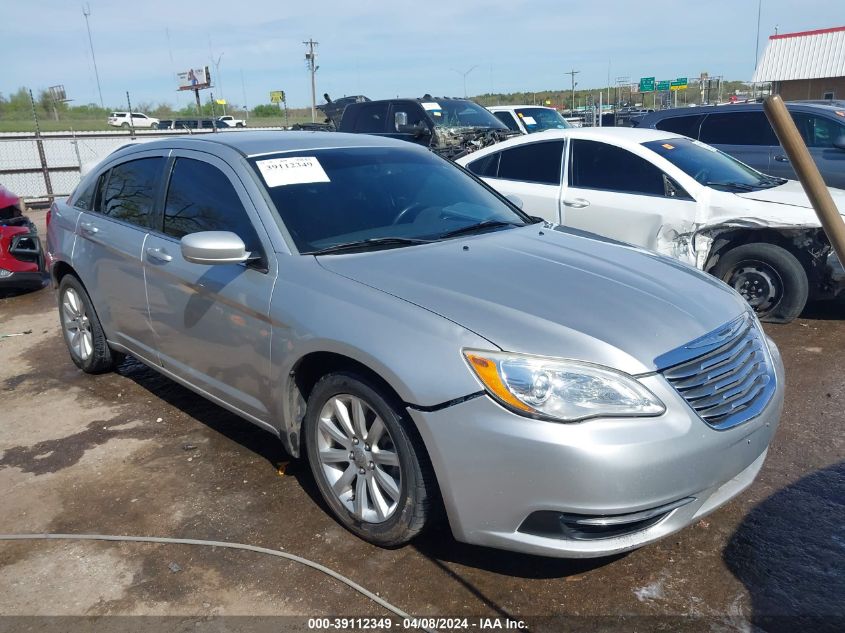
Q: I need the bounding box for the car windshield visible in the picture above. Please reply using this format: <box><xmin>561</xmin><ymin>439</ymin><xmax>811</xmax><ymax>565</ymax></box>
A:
<box><xmin>643</xmin><ymin>137</ymin><xmax>783</xmax><ymax>190</ymax></box>
<box><xmin>424</xmin><ymin>100</ymin><xmax>509</xmax><ymax>130</ymax></box>
<box><xmin>249</xmin><ymin>146</ymin><xmax>527</xmax><ymax>254</ymax></box>
<box><xmin>514</xmin><ymin>107</ymin><xmax>571</xmax><ymax>132</ymax></box>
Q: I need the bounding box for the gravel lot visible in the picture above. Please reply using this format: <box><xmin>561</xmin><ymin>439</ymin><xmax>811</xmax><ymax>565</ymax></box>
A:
<box><xmin>1</xmin><ymin>210</ymin><xmax>842</xmax><ymax>632</ymax></box>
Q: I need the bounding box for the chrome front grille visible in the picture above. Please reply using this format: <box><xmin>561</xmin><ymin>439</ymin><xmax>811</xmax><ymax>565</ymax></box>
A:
<box><xmin>659</xmin><ymin>313</ymin><xmax>776</xmax><ymax>430</ymax></box>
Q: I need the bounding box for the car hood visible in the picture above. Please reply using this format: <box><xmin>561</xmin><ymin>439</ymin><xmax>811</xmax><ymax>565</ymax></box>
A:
<box><xmin>732</xmin><ymin>180</ymin><xmax>845</xmax><ymax>224</ymax></box>
<box><xmin>317</xmin><ymin>226</ymin><xmax>748</xmax><ymax>375</ymax></box>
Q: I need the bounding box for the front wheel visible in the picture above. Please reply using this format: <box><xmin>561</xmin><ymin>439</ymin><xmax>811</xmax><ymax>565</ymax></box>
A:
<box><xmin>713</xmin><ymin>242</ymin><xmax>809</xmax><ymax>323</ymax></box>
<box><xmin>304</xmin><ymin>372</ymin><xmax>435</xmax><ymax>547</ymax></box>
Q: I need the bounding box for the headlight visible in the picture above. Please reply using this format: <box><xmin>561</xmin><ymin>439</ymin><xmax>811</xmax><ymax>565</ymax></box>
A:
<box><xmin>463</xmin><ymin>350</ymin><xmax>665</xmax><ymax>423</ymax></box>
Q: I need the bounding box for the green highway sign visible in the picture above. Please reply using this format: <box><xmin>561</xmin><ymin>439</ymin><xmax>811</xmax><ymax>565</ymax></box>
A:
<box><xmin>670</xmin><ymin>77</ymin><xmax>689</xmax><ymax>91</ymax></box>
<box><xmin>638</xmin><ymin>77</ymin><xmax>655</xmax><ymax>92</ymax></box>
<box><xmin>656</xmin><ymin>80</ymin><xmax>671</xmax><ymax>91</ymax></box>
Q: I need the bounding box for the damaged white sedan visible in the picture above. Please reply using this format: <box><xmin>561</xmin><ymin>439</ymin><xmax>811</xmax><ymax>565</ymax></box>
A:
<box><xmin>459</xmin><ymin>128</ymin><xmax>845</xmax><ymax>322</ymax></box>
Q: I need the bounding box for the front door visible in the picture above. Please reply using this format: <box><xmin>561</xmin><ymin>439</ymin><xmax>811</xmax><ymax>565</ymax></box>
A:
<box><xmin>142</xmin><ymin>151</ymin><xmax>277</xmax><ymax>423</ymax></box>
<box><xmin>562</xmin><ymin>139</ymin><xmax>697</xmax><ymax>250</ymax></box>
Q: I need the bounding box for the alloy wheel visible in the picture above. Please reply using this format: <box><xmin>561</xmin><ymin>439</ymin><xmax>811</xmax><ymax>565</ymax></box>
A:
<box><xmin>61</xmin><ymin>287</ymin><xmax>93</xmax><ymax>361</ymax></box>
<box><xmin>316</xmin><ymin>394</ymin><xmax>402</xmax><ymax>523</ymax></box>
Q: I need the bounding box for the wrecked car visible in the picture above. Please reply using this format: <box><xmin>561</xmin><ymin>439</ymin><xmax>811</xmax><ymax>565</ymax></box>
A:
<box><xmin>48</xmin><ymin>131</ymin><xmax>783</xmax><ymax>558</ymax></box>
<box><xmin>331</xmin><ymin>95</ymin><xmax>519</xmax><ymax>159</ymax></box>
<box><xmin>1</xmin><ymin>185</ymin><xmax>45</xmax><ymax>292</ymax></box>
<box><xmin>458</xmin><ymin>128</ymin><xmax>845</xmax><ymax>323</ymax></box>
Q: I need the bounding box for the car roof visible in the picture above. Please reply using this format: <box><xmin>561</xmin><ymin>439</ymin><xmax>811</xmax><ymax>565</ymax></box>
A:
<box><xmin>113</xmin><ymin>131</ymin><xmax>416</xmax><ymax>159</ymax></box>
<box><xmin>639</xmin><ymin>101</ymin><xmax>845</xmax><ymax>121</ymax></box>
<box><xmin>488</xmin><ymin>105</ymin><xmax>557</xmax><ymax>111</ymax></box>
<box><xmin>454</xmin><ymin>127</ymin><xmax>683</xmax><ymax>161</ymax></box>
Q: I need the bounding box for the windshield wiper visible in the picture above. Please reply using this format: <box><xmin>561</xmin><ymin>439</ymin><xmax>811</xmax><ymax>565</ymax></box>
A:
<box><xmin>704</xmin><ymin>181</ymin><xmax>759</xmax><ymax>192</ymax></box>
<box><xmin>308</xmin><ymin>237</ymin><xmax>433</xmax><ymax>256</ymax></box>
<box><xmin>437</xmin><ymin>219</ymin><xmax>521</xmax><ymax>239</ymax></box>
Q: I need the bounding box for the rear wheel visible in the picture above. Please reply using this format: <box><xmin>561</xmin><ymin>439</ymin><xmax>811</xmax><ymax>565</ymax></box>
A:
<box><xmin>713</xmin><ymin>242</ymin><xmax>808</xmax><ymax>323</ymax></box>
<box><xmin>304</xmin><ymin>372</ymin><xmax>434</xmax><ymax>547</ymax></box>
<box><xmin>120</xmin><ymin>122</ymin><xmax>129</xmax><ymax>128</ymax></box>
<box><xmin>58</xmin><ymin>275</ymin><xmax>122</xmax><ymax>373</ymax></box>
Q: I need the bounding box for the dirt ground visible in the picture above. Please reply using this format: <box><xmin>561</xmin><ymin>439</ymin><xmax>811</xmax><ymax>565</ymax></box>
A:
<box><xmin>0</xmin><ymin>210</ymin><xmax>842</xmax><ymax>633</ymax></box>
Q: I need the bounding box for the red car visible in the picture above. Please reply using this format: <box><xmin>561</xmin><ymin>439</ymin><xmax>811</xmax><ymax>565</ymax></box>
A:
<box><xmin>0</xmin><ymin>186</ymin><xmax>45</xmax><ymax>291</ymax></box>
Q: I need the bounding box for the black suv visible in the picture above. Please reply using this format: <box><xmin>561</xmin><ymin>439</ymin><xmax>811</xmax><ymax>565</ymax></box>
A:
<box><xmin>634</xmin><ymin>103</ymin><xmax>845</xmax><ymax>189</ymax></box>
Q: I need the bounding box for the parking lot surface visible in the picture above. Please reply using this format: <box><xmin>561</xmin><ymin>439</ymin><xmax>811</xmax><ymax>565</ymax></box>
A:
<box><xmin>0</xmin><ymin>211</ymin><xmax>842</xmax><ymax>632</ymax></box>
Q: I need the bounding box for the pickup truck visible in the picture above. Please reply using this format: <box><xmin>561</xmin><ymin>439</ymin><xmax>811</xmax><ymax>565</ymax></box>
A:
<box><xmin>216</xmin><ymin>115</ymin><xmax>246</xmax><ymax>127</ymax></box>
<box><xmin>329</xmin><ymin>96</ymin><xmax>518</xmax><ymax>159</ymax></box>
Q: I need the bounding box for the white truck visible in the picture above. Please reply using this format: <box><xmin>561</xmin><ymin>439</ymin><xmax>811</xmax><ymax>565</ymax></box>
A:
<box><xmin>216</xmin><ymin>115</ymin><xmax>246</xmax><ymax>128</ymax></box>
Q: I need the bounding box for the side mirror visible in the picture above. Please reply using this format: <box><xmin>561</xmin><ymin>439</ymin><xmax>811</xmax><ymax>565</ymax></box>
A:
<box><xmin>506</xmin><ymin>194</ymin><xmax>524</xmax><ymax>209</ymax></box>
<box><xmin>181</xmin><ymin>231</ymin><xmax>250</xmax><ymax>265</ymax></box>
<box><xmin>833</xmin><ymin>135</ymin><xmax>845</xmax><ymax>151</ymax></box>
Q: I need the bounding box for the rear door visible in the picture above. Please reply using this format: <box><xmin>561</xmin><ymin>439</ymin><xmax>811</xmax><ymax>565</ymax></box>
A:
<box><xmin>71</xmin><ymin>152</ymin><xmax>165</xmax><ymax>361</ymax></box>
<box><xmin>790</xmin><ymin>111</ymin><xmax>845</xmax><ymax>189</ymax></box>
<box><xmin>698</xmin><ymin>111</ymin><xmax>777</xmax><ymax>175</ymax></box>
<box><xmin>142</xmin><ymin>151</ymin><xmax>276</xmax><ymax>423</ymax></box>
<box><xmin>466</xmin><ymin>140</ymin><xmax>565</xmax><ymax>222</ymax></box>
<box><xmin>562</xmin><ymin>139</ymin><xmax>697</xmax><ymax>249</ymax></box>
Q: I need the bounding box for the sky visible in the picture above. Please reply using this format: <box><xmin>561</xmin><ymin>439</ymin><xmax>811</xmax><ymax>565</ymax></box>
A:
<box><xmin>3</xmin><ymin>0</ymin><xmax>843</xmax><ymax>111</ymax></box>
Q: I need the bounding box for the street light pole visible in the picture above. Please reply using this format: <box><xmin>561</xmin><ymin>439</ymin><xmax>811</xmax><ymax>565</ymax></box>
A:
<box><xmin>212</xmin><ymin>53</ymin><xmax>225</xmax><ymax>115</ymax></box>
<box><xmin>82</xmin><ymin>4</ymin><xmax>104</xmax><ymax>109</ymax></box>
<box><xmin>565</xmin><ymin>69</ymin><xmax>579</xmax><ymax>113</ymax></box>
<box><xmin>451</xmin><ymin>65</ymin><xmax>478</xmax><ymax>98</ymax></box>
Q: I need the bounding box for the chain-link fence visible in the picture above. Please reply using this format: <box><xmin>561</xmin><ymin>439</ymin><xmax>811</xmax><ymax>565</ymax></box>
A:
<box><xmin>0</xmin><ymin>127</ymin><xmax>281</xmax><ymax>206</ymax></box>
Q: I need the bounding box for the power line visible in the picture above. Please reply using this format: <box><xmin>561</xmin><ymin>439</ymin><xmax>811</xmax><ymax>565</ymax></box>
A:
<box><xmin>82</xmin><ymin>4</ymin><xmax>104</xmax><ymax>108</ymax></box>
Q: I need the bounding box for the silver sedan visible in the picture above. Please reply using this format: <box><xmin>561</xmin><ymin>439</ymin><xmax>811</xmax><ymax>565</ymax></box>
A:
<box><xmin>47</xmin><ymin>132</ymin><xmax>784</xmax><ymax>558</ymax></box>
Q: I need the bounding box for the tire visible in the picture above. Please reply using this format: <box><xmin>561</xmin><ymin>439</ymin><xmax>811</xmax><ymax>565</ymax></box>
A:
<box><xmin>713</xmin><ymin>242</ymin><xmax>809</xmax><ymax>323</ymax></box>
<box><xmin>304</xmin><ymin>372</ymin><xmax>435</xmax><ymax>547</ymax></box>
<box><xmin>121</xmin><ymin>122</ymin><xmax>129</xmax><ymax>128</ymax></box>
<box><xmin>236</xmin><ymin>123</ymin><xmax>244</xmax><ymax>128</ymax></box>
<box><xmin>57</xmin><ymin>275</ymin><xmax>122</xmax><ymax>373</ymax></box>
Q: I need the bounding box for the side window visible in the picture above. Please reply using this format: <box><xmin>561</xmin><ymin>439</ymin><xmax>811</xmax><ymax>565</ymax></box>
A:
<box><xmin>497</xmin><ymin>141</ymin><xmax>564</xmax><ymax>185</ymax></box>
<box><xmin>791</xmin><ymin>113</ymin><xmax>845</xmax><ymax>148</ymax></box>
<box><xmin>569</xmin><ymin>140</ymin><xmax>665</xmax><ymax>196</ymax></box>
<box><xmin>132</xmin><ymin>113</ymin><xmax>146</xmax><ymax>119</ymax></box>
<box><xmin>163</xmin><ymin>158</ymin><xmax>261</xmax><ymax>253</ymax></box>
<box><xmin>71</xmin><ymin>175</ymin><xmax>99</xmax><ymax>210</ymax></box>
<box><xmin>352</xmin><ymin>103</ymin><xmax>390</xmax><ymax>133</ymax></box>
<box><xmin>655</xmin><ymin>114</ymin><xmax>705</xmax><ymax>139</ymax></box>
<box><xmin>699</xmin><ymin>112</ymin><xmax>778</xmax><ymax>146</ymax></box>
<box><xmin>466</xmin><ymin>152</ymin><xmax>500</xmax><ymax>178</ymax></box>
<box><xmin>100</xmin><ymin>157</ymin><xmax>163</xmax><ymax>227</ymax></box>
<box><xmin>392</xmin><ymin>105</ymin><xmax>426</xmax><ymax>132</ymax></box>
<box><xmin>493</xmin><ymin>111</ymin><xmax>520</xmax><ymax>131</ymax></box>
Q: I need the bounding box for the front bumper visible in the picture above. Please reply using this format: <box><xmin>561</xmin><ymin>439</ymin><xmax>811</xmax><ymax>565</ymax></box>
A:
<box><xmin>0</xmin><ymin>270</ymin><xmax>45</xmax><ymax>290</ymax></box>
<box><xmin>408</xmin><ymin>343</ymin><xmax>784</xmax><ymax>558</ymax></box>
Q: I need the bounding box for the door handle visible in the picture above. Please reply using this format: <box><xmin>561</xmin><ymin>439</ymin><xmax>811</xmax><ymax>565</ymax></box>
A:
<box><xmin>146</xmin><ymin>247</ymin><xmax>172</xmax><ymax>263</ymax></box>
<box><xmin>564</xmin><ymin>198</ymin><xmax>591</xmax><ymax>208</ymax></box>
<box><xmin>774</xmin><ymin>154</ymin><xmax>790</xmax><ymax>163</ymax></box>
<box><xmin>79</xmin><ymin>221</ymin><xmax>99</xmax><ymax>235</ymax></box>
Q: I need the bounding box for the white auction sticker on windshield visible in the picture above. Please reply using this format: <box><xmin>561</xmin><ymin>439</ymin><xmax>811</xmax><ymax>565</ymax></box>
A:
<box><xmin>256</xmin><ymin>156</ymin><xmax>330</xmax><ymax>187</ymax></box>
<box><xmin>421</xmin><ymin>102</ymin><xmax>442</xmax><ymax>111</ymax></box>
<box><xmin>522</xmin><ymin>116</ymin><xmax>537</xmax><ymax>125</ymax></box>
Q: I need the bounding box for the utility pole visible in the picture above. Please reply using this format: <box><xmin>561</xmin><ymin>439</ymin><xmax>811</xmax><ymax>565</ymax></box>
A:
<box><xmin>753</xmin><ymin>0</ymin><xmax>762</xmax><ymax>97</ymax></box>
<box><xmin>241</xmin><ymin>69</ymin><xmax>249</xmax><ymax>121</ymax></box>
<box><xmin>565</xmin><ymin>69</ymin><xmax>579</xmax><ymax>113</ymax></box>
<box><xmin>82</xmin><ymin>4</ymin><xmax>104</xmax><ymax>108</ymax></box>
<box><xmin>304</xmin><ymin>39</ymin><xmax>319</xmax><ymax>123</ymax></box>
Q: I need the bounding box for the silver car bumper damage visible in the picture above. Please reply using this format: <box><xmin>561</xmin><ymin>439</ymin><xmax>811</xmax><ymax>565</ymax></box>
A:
<box><xmin>408</xmin><ymin>343</ymin><xmax>784</xmax><ymax>558</ymax></box>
